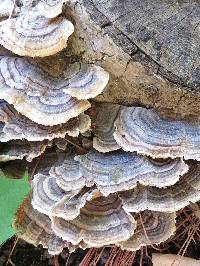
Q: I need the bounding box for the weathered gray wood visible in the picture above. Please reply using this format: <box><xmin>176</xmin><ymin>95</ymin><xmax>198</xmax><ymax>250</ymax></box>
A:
<box><xmin>92</xmin><ymin>0</ymin><xmax>200</xmax><ymax>88</ymax></box>
<box><xmin>65</xmin><ymin>0</ymin><xmax>200</xmax><ymax>117</ymax></box>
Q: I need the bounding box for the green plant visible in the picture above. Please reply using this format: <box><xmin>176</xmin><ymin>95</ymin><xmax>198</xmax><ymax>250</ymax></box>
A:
<box><xmin>0</xmin><ymin>173</ymin><xmax>30</xmax><ymax>245</ymax></box>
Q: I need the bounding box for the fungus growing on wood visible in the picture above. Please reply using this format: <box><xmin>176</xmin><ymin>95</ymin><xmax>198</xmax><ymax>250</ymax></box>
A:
<box><xmin>31</xmin><ymin>174</ymin><xmax>67</xmax><ymax>216</ymax></box>
<box><xmin>51</xmin><ymin>194</ymin><xmax>136</xmax><ymax>247</ymax></box>
<box><xmin>49</xmin><ymin>152</ymin><xmax>86</xmax><ymax>192</ymax></box>
<box><xmin>0</xmin><ymin>10</ymin><xmax>74</xmax><ymax>57</ymax></box>
<box><xmin>120</xmin><ymin>162</ymin><xmax>200</xmax><ymax>213</ymax></box>
<box><xmin>3</xmin><ymin>0</ymin><xmax>199</xmax><ymax>258</ymax></box>
<box><xmin>51</xmin><ymin>187</ymin><xmax>96</xmax><ymax>220</ymax></box>
<box><xmin>114</xmin><ymin>107</ymin><xmax>200</xmax><ymax>160</ymax></box>
<box><xmin>118</xmin><ymin>211</ymin><xmax>176</xmax><ymax>251</ymax></box>
<box><xmin>76</xmin><ymin>150</ymin><xmax>188</xmax><ymax>196</ymax></box>
<box><xmin>37</xmin><ymin>0</ymin><xmax>67</xmax><ymax>18</ymax></box>
<box><xmin>92</xmin><ymin>103</ymin><xmax>121</xmax><ymax>153</ymax></box>
<box><xmin>0</xmin><ymin>100</ymin><xmax>80</xmax><ymax>141</ymax></box>
<box><xmin>31</xmin><ymin>168</ymin><xmax>96</xmax><ymax>220</ymax></box>
<box><xmin>0</xmin><ymin>57</ymin><xmax>91</xmax><ymax>126</ymax></box>
<box><xmin>0</xmin><ymin>57</ymin><xmax>108</xmax><ymax>126</ymax></box>
<box><xmin>66</xmin><ymin>113</ymin><xmax>91</xmax><ymax>137</ymax></box>
<box><xmin>14</xmin><ymin>194</ymin><xmax>71</xmax><ymax>255</ymax></box>
<box><xmin>63</xmin><ymin>64</ymin><xmax>109</xmax><ymax>100</ymax></box>
<box><xmin>0</xmin><ymin>140</ymin><xmax>49</xmax><ymax>162</ymax></box>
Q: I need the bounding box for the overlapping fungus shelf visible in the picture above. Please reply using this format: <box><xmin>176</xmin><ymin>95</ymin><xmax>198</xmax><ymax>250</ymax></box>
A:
<box><xmin>1</xmin><ymin>0</ymin><xmax>200</xmax><ymax>257</ymax></box>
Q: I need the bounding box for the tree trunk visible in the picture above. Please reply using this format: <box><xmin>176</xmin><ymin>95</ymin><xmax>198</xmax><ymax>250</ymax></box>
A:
<box><xmin>65</xmin><ymin>0</ymin><xmax>200</xmax><ymax>118</ymax></box>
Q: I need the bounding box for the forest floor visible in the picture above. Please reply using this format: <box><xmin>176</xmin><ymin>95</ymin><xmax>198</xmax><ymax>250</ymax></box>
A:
<box><xmin>0</xmin><ymin>207</ymin><xmax>200</xmax><ymax>266</ymax></box>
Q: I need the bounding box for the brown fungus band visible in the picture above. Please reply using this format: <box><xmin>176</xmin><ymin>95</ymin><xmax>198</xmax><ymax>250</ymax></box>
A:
<box><xmin>118</xmin><ymin>211</ymin><xmax>176</xmax><ymax>251</ymax></box>
<box><xmin>51</xmin><ymin>194</ymin><xmax>137</xmax><ymax>247</ymax></box>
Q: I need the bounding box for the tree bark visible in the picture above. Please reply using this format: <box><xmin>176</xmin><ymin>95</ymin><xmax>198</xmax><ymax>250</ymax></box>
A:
<box><xmin>64</xmin><ymin>0</ymin><xmax>200</xmax><ymax>118</ymax></box>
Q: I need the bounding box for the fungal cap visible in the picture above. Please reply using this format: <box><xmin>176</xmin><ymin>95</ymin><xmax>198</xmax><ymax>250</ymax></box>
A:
<box><xmin>0</xmin><ymin>11</ymin><xmax>74</xmax><ymax>57</ymax></box>
<box><xmin>64</xmin><ymin>64</ymin><xmax>109</xmax><ymax>100</ymax></box>
<box><xmin>76</xmin><ymin>150</ymin><xmax>188</xmax><ymax>196</ymax></box>
<box><xmin>118</xmin><ymin>211</ymin><xmax>176</xmax><ymax>251</ymax></box>
<box><xmin>114</xmin><ymin>106</ymin><xmax>200</xmax><ymax>160</ymax></box>
<box><xmin>51</xmin><ymin>194</ymin><xmax>137</xmax><ymax>247</ymax></box>
<box><xmin>14</xmin><ymin>194</ymin><xmax>67</xmax><ymax>255</ymax></box>
<box><xmin>0</xmin><ymin>57</ymin><xmax>91</xmax><ymax>126</ymax></box>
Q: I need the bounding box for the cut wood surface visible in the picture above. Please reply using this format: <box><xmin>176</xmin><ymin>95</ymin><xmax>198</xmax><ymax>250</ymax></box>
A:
<box><xmin>65</xmin><ymin>0</ymin><xmax>200</xmax><ymax>117</ymax></box>
<box><xmin>91</xmin><ymin>0</ymin><xmax>200</xmax><ymax>87</ymax></box>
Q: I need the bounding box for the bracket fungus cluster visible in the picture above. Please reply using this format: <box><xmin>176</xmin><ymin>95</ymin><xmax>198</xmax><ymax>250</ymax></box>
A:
<box><xmin>0</xmin><ymin>0</ymin><xmax>109</xmax><ymax>160</ymax></box>
<box><xmin>114</xmin><ymin>106</ymin><xmax>200</xmax><ymax>160</ymax></box>
<box><xmin>1</xmin><ymin>0</ymin><xmax>200</xmax><ymax>258</ymax></box>
<box><xmin>0</xmin><ymin>57</ymin><xmax>108</xmax><ymax>126</ymax></box>
<box><xmin>13</xmin><ymin>99</ymin><xmax>200</xmax><ymax>253</ymax></box>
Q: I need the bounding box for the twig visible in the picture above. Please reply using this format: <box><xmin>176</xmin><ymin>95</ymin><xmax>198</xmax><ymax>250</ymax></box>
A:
<box><xmin>54</xmin><ymin>255</ymin><xmax>59</xmax><ymax>266</ymax></box>
<box><xmin>129</xmin><ymin>252</ymin><xmax>136</xmax><ymax>266</ymax></box>
<box><xmin>139</xmin><ymin>248</ymin><xmax>144</xmax><ymax>266</ymax></box>
<box><xmin>6</xmin><ymin>236</ymin><xmax>19</xmax><ymax>266</ymax></box>
<box><xmin>79</xmin><ymin>248</ymin><xmax>96</xmax><ymax>266</ymax></box>
<box><xmin>105</xmin><ymin>247</ymin><xmax>119</xmax><ymax>266</ymax></box>
<box><xmin>91</xmin><ymin>247</ymin><xmax>104</xmax><ymax>266</ymax></box>
<box><xmin>65</xmin><ymin>136</ymin><xmax>88</xmax><ymax>154</ymax></box>
<box><xmin>139</xmin><ymin>213</ymin><xmax>152</xmax><ymax>245</ymax></box>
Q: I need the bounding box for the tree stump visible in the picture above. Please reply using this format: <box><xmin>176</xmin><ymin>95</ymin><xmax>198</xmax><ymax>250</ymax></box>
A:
<box><xmin>66</xmin><ymin>0</ymin><xmax>200</xmax><ymax>117</ymax></box>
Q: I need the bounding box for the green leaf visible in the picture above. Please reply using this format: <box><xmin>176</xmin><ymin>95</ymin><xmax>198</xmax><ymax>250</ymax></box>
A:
<box><xmin>0</xmin><ymin>173</ymin><xmax>30</xmax><ymax>245</ymax></box>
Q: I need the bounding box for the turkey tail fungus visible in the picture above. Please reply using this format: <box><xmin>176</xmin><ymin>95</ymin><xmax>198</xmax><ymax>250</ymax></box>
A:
<box><xmin>0</xmin><ymin>0</ymin><xmax>200</xmax><ymax>265</ymax></box>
